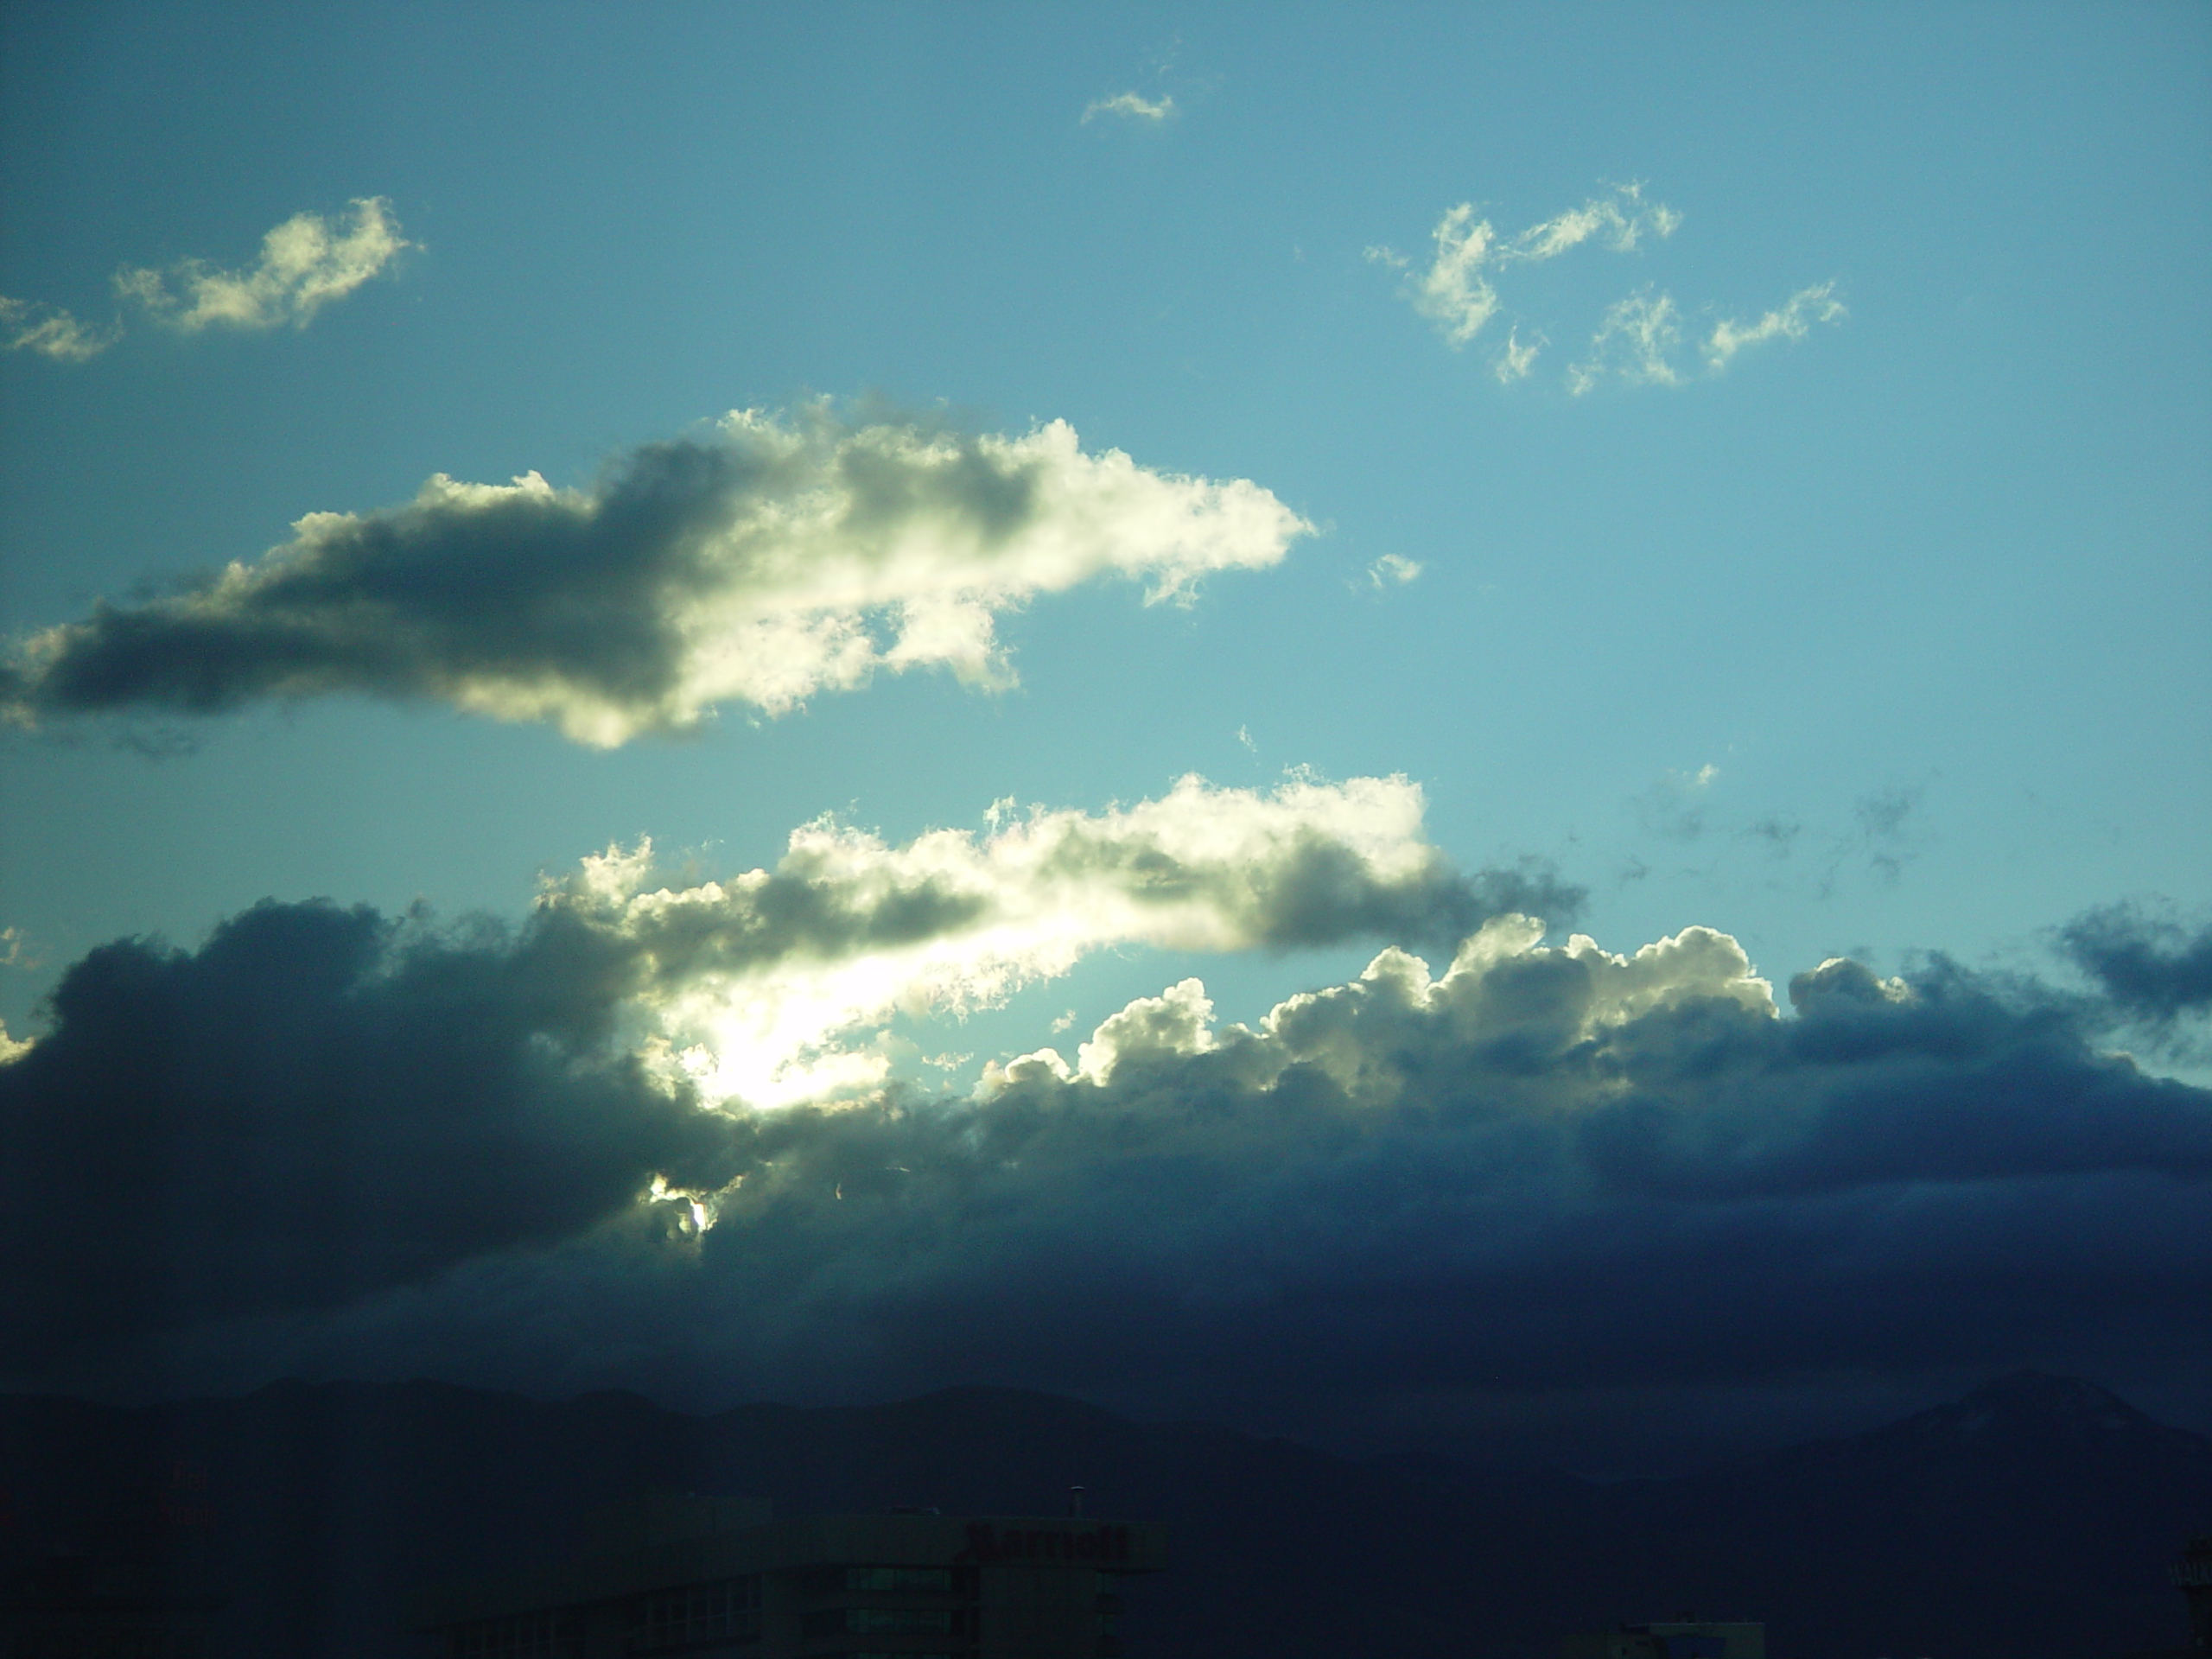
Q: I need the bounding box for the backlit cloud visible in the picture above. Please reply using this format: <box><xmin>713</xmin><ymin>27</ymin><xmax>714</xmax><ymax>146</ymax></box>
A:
<box><xmin>81</xmin><ymin>898</ymin><xmax>2203</xmax><ymax>1438</ymax></box>
<box><xmin>114</xmin><ymin>197</ymin><xmax>410</xmax><ymax>332</ymax></box>
<box><xmin>0</xmin><ymin>774</ymin><xmax>1572</xmax><ymax>1363</ymax></box>
<box><xmin>537</xmin><ymin>772</ymin><xmax>1572</xmax><ymax>1107</ymax></box>
<box><xmin>0</xmin><ymin>407</ymin><xmax>1311</xmax><ymax>745</ymax></box>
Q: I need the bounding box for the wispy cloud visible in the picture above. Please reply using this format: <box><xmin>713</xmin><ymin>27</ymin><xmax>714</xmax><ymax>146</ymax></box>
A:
<box><xmin>1501</xmin><ymin>182</ymin><xmax>1681</xmax><ymax>264</ymax></box>
<box><xmin>1568</xmin><ymin>279</ymin><xmax>1845</xmax><ymax>396</ymax></box>
<box><xmin>0</xmin><ymin>296</ymin><xmax>118</xmax><ymax>362</ymax></box>
<box><xmin>115</xmin><ymin>197</ymin><xmax>410</xmax><ymax>332</ymax></box>
<box><xmin>1705</xmin><ymin>281</ymin><xmax>1847</xmax><ymax>369</ymax></box>
<box><xmin>1370</xmin><ymin>184</ymin><xmax>1679</xmax><ymax>350</ymax></box>
<box><xmin>1493</xmin><ymin>325</ymin><xmax>1542</xmax><ymax>384</ymax></box>
<box><xmin>1568</xmin><ymin>289</ymin><xmax>1687</xmax><ymax>395</ymax></box>
<box><xmin>1083</xmin><ymin>91</ymin><xmax>1175</xmax><ymax>124</ymax></box>
<box><xmin>1364</xmin><ymin>553</ymin><xmax>1423</xmax><ymax>590</ymax></box>
<box><xmin>1377</xmin><ymin>184</ymin><xmax>1842</xmax><ymax>396</ymax></box>
<box><xmin>0</xmin><ymin>406</ymin><xmax>1311</xmax><ymax>746</ymax></box>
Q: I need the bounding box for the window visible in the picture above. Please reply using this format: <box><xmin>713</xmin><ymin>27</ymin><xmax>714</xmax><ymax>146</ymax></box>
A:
<box><xmin>845</xmin><ymin>1566</ymin><xmax>953</xmax><ymax>1594</ymax></box>
<box><xmin>849</xmin><ymin>1607</ymin><xmax>953</xmax><ymax>1634</ymax></box>
<box><xmin>802</xmin><ymin>1606</ymin><xmax>969</xmax><ymax>1639</ymax></box>
<box><xmin>628</xmin><ymin>1577</ymin><xmax>761</xmax><ymax>1651</ymax></box>
<box><xmin>450</xmin><ymin>1610</ymin><xmax>577</xmax><ymax>1658</ymax></box>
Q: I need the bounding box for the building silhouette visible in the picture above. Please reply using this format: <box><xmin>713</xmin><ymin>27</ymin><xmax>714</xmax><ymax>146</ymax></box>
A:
<box><xmin>414</xmin><ymin>1492</ymin><xmax>1162</xmax><ymax>1658</ymax></box>
<box><xmin>1561</xmin><ymin>1618</ymin><xmax>1764</xmax><ymax>1659</ymax></box>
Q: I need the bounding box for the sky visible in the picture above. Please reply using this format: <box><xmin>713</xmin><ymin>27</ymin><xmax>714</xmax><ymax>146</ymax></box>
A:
<box><xmin>1</xmin><ymin>1</ymin><xmax>2208</xmax><ymax>1478</ymax></box>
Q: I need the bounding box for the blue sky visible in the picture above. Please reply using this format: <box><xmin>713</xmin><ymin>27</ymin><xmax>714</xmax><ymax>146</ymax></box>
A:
<box><xmin>3</xmin><ymin>3</ymin><xmax>2208</xmax><ymax>1469</ymax></box>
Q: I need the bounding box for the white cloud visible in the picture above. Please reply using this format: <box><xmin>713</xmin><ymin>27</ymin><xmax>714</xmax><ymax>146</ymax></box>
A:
<box><xmin>1706</xmin><ymin>281</ymin><xmax>1847</xmax><ymax>369</ymax></box>
<box><xmin>1365</xmin><ymin>553</ymin><xmax>1423</xmax><ymax>589</ymax></box>
<box><xmin>1567</xmin><ymin>289</ymin><xmax>1687</xmax><ymax>395</ymax></box>
<box><xmin>535</xmin><ymin>772</ymin><xmax>1522</xmax><ymax>1109</ymax></box>
<box><xmin>1083</xmin><ymin>92</ymin><xmax>1175</xmax><ymax>124</ymax></box>
<box><xmin>1376</xmin><ymin>184</ymin><xmax>1678</xmax><ymax>350</ymax></box>
<box><xmin>0</xmin><ymin>1019</ymin><xmax>29</xmax><ymax>1065</ymax></box>
<box><xmin>0</xmin><ymin>296</ymin><xmax>118</xmax><ymax>361</ymax></box>
<box><xmin>1403</xmin><ymin>202</ymin><xmax>1503</xmax><ymax>346</ymax></box>
<box><xmin>1493</xmin><ymin>325</ymin><xmax>1542</xmax><ymax>384</ymax></box>
<box><xmin>4</xmin><ymin>407</ymin><xmax>1312</xmax><ymax>745</ymax></box>
<box><xmin>115</xmin><ymin>197</ymin><xmax>410</xmax><ymax>332</ymax></box>
<box><xmin>1500</xmin><ymin>182</ymin><xmax>1681</xmax><ymax>264</ymax></box>
<box><xmin>992</xmin><ymin>914</ymin><xmax>1778</xmax><ymax>1104</ymax></box>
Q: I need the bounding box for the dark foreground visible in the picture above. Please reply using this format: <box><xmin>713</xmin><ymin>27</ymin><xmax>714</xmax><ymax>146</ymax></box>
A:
<box><xmin>1</xmin><ymin>1370</ymin><xmax>2204</xmax><ymax>1658</ymax></box>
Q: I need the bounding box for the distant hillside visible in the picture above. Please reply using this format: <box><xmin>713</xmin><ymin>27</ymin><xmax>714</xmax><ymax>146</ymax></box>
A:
<box><xmin>1</xmin><ymin>1372</ymin><xmax>2202</xmax><ymax>1658</ymax></box>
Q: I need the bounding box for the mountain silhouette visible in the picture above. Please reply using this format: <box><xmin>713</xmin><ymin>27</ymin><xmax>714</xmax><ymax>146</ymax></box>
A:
<box><xmin>1</xmin><ymin>1372</ymin><xmax>2203</xmax><ymax>1657</ymax></box>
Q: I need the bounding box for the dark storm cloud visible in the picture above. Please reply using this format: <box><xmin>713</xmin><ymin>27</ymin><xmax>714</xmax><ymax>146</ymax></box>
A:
<box><xmin>0</xmin><ymin>778</ymin><xmax>1562</xmax><ymax>1368</ymax></box>
<box><xmin>120</xmin><ymin>912</ymin><xmax>2209</xmax><ymax>1433</ymax></box>
<box><xmin>0</xmin><ymin>410</ymin><xmax>1306</xmax><ymax>745</ymax></box>
<box><xmin>2056</xmin><ymin>901</ymin><xmax>2212</xmax><ymax>1027</ymax></box>
<box><xmin>0</xmin><ymin>900</ymin><xmax>736</xmax><ymax>1366</ymax></box>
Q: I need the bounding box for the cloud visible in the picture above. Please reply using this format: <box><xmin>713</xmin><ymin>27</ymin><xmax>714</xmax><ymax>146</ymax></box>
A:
<box><xmin>1501</xmin><ymin>182</ymin><xmax>1680</xmax><ymax>264</ymax></box>
<box><xmin>0</xmin><ymin>775</ymin><xmax>1577</xmax><ymax>1367</ymax></box>
<box><xmin>0</xmin><ymin>898</ymin><xmax>737</xmax><ymax>1364</ymax></box>
<box><xmin>1706</xmin><ymin>281</ymin><xmax>1847</xmax><ymax>369</ymax></box>
<box><xmin>1631</xmin><ymin>762</ymin><xmax>1721</xmax><ymax>842</ymax></box>
<box><xmin>1391</xmin><ymin>203</ymin><xmax>1503</xmax><ymax>346</ymax></box>
<box><xmin>113</xmin><ymin>197</ymin><xmax>410</xmax><ymax>332</ymax></box>
<box><xmin>1571</xmin><ymin>280</ymin><xmax>1846</xmax><ymax>394</ymax></box>
<box><xmin>1372</xmin><ymin>185</ymin><xmax>1678</xmax><ymax>349</ymax></box>
<box><xmin>7</xmin><ymin>835</ymin><xmax>2208</xmax><ymax>1447</ymax></box>
<box><xmin>0</xmin><ymin>296</ymin><xmax>118</xmax><ymax>361</ymax></box>
<box><xmin>532</xmin><ymin>772</ymin><xmax>1575</xmax><ymax>1107</ymax></box>
<box><xmin>1083</xmin><ymin>92</ymin><xmax>1175</xmax><ymax>124</ymax></box>
<box><xmin>1567</xmin><ymin>289</ymin><xmax>1687</xmax><ymax>394</ymax></box>
<box><xmin>0</xmin><ymin>407</ymin><xmax>1311</xmax><ymax>745</ymax></box>
<box><xmin>2056</xmin><ymin>902</ymin><xmax>2212</xmax><ymax>1030</ymax></box>
<box><xmin>130</xmin><ymin>904</ymin><xmax>2207</xmax><ymax>1447</ymax></box>
<box><xmin>1375</xmin><ymin>187</ymin><xmax>1841</xmax><ymax>397</ymax></box>
<box><xmin>1493</xmin><ymin>326</ymin><xmax>1541</xmax><ymax>384</ymax></box>
<box><xmin>1364</xmin><ymin>554</ymin><xmax>1422</xmax><ymax>590</ymax></box>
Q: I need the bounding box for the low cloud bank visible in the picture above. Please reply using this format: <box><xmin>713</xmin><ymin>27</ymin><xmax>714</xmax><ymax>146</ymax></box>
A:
<box><xmin>0</xmin><ymin>776</ymin><xmax>1569</xmax><ymax>1362</ymax></box>
<box><xmin>538</xmin><ymin>772</ymin><xmax>1566</xmax><ymax>1106</ymax></box>
<box><xmin>5</xmin><ymin>891</ymin><xmax>2205</xmax><ymax>1423</ymax></box>
<box><xmin>0</xmin><ymin>899</ymin><xmax>733</xmax><ymax>1359</ymax></box>
<box><xmin>2</xmin><ymin>784</ymin><xmax>2200</xmax><ymax>1425</ymax></box>
<box><xmin>1</xmin><ymin>409</ymin><xmax>1307</xmax><ymax>744</ymax></box>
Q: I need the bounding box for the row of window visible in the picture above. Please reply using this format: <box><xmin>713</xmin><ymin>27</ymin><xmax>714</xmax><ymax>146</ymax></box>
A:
<box><xmin>797</xmin><ymin>1565</ymin><xmax>969</xmax><ymax>1599</ymax></box>
<box><xmin>629</xmin><ymin>1577</ymin><xmax>762</xmax><ymax>1651</ymax></box>
<box><xmin>800</xmin><ymin>1606</ymin><xmax>975</xmax><ymax>1638</ymax></box>
<box><xmin>448</xmin><ymin>1609</ymin><xmax>579</xmax><ymax>1658</ymax></box>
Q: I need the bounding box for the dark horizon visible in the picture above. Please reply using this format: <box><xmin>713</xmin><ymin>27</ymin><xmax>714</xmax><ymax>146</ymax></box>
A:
<box><xmin>4</xmin><ymin>1366</ymin><xmax>2206</xmax><ymax>1657</ymax></box>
